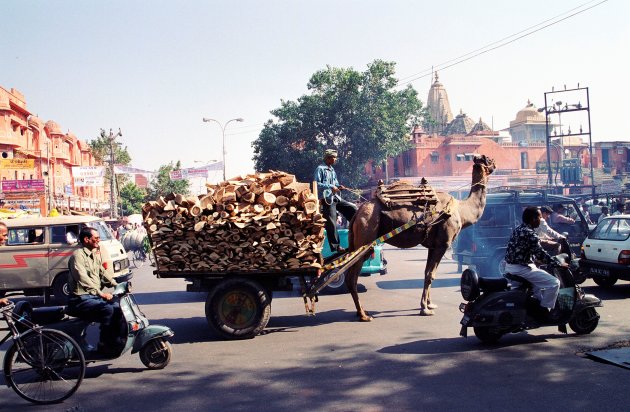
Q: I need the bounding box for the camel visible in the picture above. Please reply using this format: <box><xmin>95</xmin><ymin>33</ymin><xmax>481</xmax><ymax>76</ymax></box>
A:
<box><xmin>346</xmin><ymin>154</ymin><xmax>496</xmax><ymax>320</ymax></box>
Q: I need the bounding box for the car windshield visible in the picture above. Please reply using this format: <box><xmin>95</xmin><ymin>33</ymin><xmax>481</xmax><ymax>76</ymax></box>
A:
<box><xmin>590</xmin><ymin>218</ymin><xmax>630</xmax><ymax>241</ymax></box>
<box><xmin>86</xmin><ymin>220</ymin><xmax>113</xmax><ymax>241</ymax></box>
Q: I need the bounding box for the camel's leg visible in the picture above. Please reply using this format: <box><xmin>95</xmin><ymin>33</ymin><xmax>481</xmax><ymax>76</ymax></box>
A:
<box><xmin>420</xmin><ymin>246</ymin><xmax>448</xmax><ymax>316</ymax></box>
<box><xmin>345</xmin><ymin>261</ymin><xmax>373</xmax><ymax>322</ymax></box>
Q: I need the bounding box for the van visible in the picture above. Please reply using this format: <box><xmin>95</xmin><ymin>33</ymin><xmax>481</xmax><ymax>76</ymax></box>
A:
<box><xmin>0</xmin><ymin>216</ymin><xmax>130</xmax><ymax>303</ymax></box>
<box><xmin>452</xmin><ymin>191</ymin><xmax>591</xmax><ymax>277</ymax></box>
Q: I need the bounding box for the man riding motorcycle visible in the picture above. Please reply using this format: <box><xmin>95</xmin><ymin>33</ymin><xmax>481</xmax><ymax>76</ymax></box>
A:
<box><xmin>504</xmin><ymin>206</ymin><xmax>568</xmax><ymax>317</ymax></box>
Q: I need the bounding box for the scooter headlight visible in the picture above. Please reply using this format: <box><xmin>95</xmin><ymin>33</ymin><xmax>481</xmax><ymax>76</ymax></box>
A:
<box><xmin>126</xmin><ymin>281</ymin><xmax>133</xmax><ymax>293</ymax></box>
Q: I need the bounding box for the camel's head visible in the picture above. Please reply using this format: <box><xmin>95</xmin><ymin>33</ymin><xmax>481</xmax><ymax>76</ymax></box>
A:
<box><xmin>473</xmin><ymin>154</ymin><xmax>496</xmax><ymax>176</ymax></box>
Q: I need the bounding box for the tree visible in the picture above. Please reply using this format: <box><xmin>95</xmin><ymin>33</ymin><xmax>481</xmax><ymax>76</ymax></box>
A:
<box><xmin>146</xmin><ymin>161</ymin><xmax>190</xmax><ymax>199</ymax></box>
<box><xmin>88</xmin><ymin>129</ymin><xmax>133</xmax><ymax>217</ymax></box>
<box><xmin>119</xmin><ymin>182</ymin><xmax>146</xmax><ymax>215</ymax></box>
<box><xmin>252</xmin><ymin>60</ymin><xmax>426</xmax><ymax>189</ymax></box>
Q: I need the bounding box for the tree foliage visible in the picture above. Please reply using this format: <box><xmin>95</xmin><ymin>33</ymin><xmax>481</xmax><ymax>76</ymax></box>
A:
<box><xmin>146</xmin><ymin>161</ymin><xmax>190</xmax><ymax>199</ymax></box>
<box><xmin>119</xmin><ymin>182</ymin><xmax>146</xmax><ymax>215</ymax></box>
<box><xmin>87</xmin><ymin>129</ymin><xmax>133</xmax><ymax>197</ymax></box>
<box><xmin>252</xmin><ymin>60</ymin><xmax>426</xmax><ymax>189</ymax></box>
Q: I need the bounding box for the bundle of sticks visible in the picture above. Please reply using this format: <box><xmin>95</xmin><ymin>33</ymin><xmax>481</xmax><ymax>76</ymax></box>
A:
<box><xmin>142</xmin><ymin>171</ymin><xmax>326</xmax><ymax>272</ymax></box>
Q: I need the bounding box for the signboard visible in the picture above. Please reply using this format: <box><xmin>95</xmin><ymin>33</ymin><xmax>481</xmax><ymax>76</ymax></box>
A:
<box><xmin>169</xmin><ymin>167</ymin><xmax>212</xmax><ymax>181</ymax></box>
<box><xmin>1</xmin><ymin>179</ymin><xmax>45</xmax><ymax>192</ymax></box>
<box><xmin>169</xmin><ymin>170</ymin><xmax>183</xmax><ymax>180</ymax></box>
<box><xmin>74</xmin><ymin>176</ymin><xmax>104</xmax><ymax>187</ymax></box>
<box><xmin>71</xmin><ymin>166</ymin><xmax>105</xmax><ymax>178</ymax></box>
<box><xmin>0</xmin><ymin>159</ymin><xmax>35</xmax><ymax>169</ymax></box>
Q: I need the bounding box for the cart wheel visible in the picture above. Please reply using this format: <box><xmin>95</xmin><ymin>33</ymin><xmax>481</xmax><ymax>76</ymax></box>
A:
<box><xmin>205</xmin><ymin>278</ymin><xmax>271</xmax><ymax>340</ymax></box>
<box><xmin>322</xmin><ymin>269</ymin><xmax>348</xmax><ymax>294</ymax></box>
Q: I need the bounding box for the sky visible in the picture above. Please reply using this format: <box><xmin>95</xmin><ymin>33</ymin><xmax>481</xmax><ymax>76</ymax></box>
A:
<box><xmin>1</xmin><ymin>0</ymin><xmax>628</xmax><ymax>180</ymax></box>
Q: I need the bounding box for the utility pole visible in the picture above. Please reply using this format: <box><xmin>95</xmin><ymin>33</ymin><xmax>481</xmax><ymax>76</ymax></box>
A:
<box><xmin>101</xmin><ymin>128</ymin><xmax>122</xmax><ymax>219</ymax></box>
<box><xmin>540</xmin><ymin>86</ymin><xmax>594</xmax><ymax>198</ymax></box>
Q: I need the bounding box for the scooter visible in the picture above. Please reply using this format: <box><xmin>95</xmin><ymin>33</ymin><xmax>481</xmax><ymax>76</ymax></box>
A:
<box><xmin>458</xmin><ymin>257</ymin><xmax>602</xmax><ymax>344</ymax></box>
<box><xmin>14</xmin><ymin>272</ymin><xmax>174</xmax><ymax>369</ymax></box>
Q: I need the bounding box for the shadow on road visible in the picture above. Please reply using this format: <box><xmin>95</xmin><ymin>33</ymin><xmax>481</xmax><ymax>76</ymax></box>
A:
<box><xmin>581</xmin><ymin>283</ymin><xmax>630</xmax><ymax>301</ymax></box>
<box><xmin>379</xmin><ymin>332</ymin><xmax>578</xmax><ymax>355</ymax></box>
<box><xmin>134</xmin><ymin>291</ymin><xmax>207</xmax><ymax>305</ymax></box>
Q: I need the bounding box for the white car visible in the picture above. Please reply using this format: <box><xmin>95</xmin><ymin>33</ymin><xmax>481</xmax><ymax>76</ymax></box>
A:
<box><xmin>579</xmin><ymin>214</ymin><xmax>630</xmax><ymax>288</ymax></box>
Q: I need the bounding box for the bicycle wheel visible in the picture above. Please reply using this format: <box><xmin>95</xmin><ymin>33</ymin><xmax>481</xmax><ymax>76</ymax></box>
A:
<box><xmin>3</xmin><ymin>329</ymin><xmax>85</xmax><ymax>405</ymax></box>
<box><xmin>132</xmin><ymin>249</ymin><xmax>145</xmax><ymax>268</ymax></box>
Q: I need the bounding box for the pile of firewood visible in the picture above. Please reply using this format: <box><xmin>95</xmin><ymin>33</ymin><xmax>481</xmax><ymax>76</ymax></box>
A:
<box><xmin>142</xmin><ymin>171</ymin><xmax>326</xmax><ymax>272</ymax></box>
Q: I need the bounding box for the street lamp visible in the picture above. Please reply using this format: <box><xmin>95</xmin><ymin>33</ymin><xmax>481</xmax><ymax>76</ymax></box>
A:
<box><xmin>201</xmin><ymin>117</ymin><xmax>244</xmax><ymax>181</ymax></box>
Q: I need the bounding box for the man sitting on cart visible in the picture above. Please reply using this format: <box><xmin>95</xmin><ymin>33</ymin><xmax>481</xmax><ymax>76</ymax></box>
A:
<box><xmin>314</xmin><ymin>149</ymin><xmax>357</xmax><ymax>254</ymax></box>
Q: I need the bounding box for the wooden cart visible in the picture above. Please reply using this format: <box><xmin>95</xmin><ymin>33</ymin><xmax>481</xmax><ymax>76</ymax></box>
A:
<box><xmin>153</xmin><ymin>244</ymin><xmax>375</xmax><ymax>340</ymax></box>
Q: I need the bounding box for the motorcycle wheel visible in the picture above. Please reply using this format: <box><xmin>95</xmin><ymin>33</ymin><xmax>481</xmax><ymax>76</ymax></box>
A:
<box><xmin>569</xmin><ymin>307</ymin><xmax>599</xmax><ymax>335</ymax></box>
<box><xmin>139</xmin><ymin>338</ymin><xmax>172</xmax><ymax>370</ymax></box>
<box><xmin>473</xmin><ymin>327</ymin><xmax>504</xmax><ymax>344</ymax></box>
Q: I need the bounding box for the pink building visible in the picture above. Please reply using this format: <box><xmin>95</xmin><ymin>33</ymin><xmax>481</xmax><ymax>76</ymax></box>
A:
<box><xmin>0</xmin><ymin>86</ymin><xmax>106</xmax><ymax>215</ymax></box>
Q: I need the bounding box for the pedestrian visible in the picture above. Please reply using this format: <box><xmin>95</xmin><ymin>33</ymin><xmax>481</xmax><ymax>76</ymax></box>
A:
<box><xmin>581</xmin><ymin>204</ymin><xmax>593</xmax><ymax>224</ymax></box>
<box><xmin>314</xmin><ymin>149</ymin><xmax>357</xmax><ymax>254</ymax></box>
<box><xmin>598</xmin><ymin>206</ymin><xmax>609</xmax><ymax>223</ymax></box>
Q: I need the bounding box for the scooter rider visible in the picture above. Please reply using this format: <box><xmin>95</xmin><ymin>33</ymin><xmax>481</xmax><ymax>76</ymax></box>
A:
<box><xmin>504</xmin><ymin>206</ymin><xmax>568</xmax><ymax>315</ymax></box>
<box><xmin>68</xmin><ymin>227</ymin><xmax>122</xmax><ymax>353</ymax></box>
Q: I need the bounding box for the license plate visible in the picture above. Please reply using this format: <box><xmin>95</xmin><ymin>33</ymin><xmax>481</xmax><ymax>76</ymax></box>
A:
<box><xmin>460</xmin><ymin>315</ymin><xmax>470</xmax><ymax>325</ymax></box>
<box><xmin>589</xmin><ymin>267</ymin><xmax>610</xmax><ymax>276</ymax></box>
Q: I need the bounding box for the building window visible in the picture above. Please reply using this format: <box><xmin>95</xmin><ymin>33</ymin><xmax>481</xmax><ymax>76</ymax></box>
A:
<box><xmin>520</xmin><ymin>152</ymin><xmax>528</xmax><ymax>169</ymax></box>
<box><xmin>456</xmin><ymin>154</ymin><xmax>464</xmax><ymax>162</ymax></box>
<box><xmin>430</xmin><ymin>151</ymin><xmax>439</xmax><ymax>164</ymax></box>
<box><xmin>464</xmin><ymin>153</ymin><xmax>474</xmax><ymax>161</ymax></box>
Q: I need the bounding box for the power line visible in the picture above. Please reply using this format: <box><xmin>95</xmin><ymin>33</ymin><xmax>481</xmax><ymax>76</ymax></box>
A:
<box><xmin>397</xmin><ymin>0</ymin><xmax>608</xmax><ymax>87</ymax></box>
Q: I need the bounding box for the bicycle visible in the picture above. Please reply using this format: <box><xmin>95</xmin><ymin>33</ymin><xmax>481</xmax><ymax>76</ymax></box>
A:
<box><xmin>0</xmin><ymin>301</ymin><xmax>86</xmax><ymax>404</ymax></box>
<box><xmin>130</xmin><ymin>236</ymin><xmax>155</xmax><ymax>269</ymax></box>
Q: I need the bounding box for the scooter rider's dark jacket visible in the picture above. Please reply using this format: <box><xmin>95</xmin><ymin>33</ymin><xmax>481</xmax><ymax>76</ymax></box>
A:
<box><xmin>505</xmin><ymin>223</ymin><xmax>554</xmax><ymax>266</ymax></box>
<box><xmin>68</xmin><ymin>247</ymin><xmax>117</xmax><ymax>296</ymax></box>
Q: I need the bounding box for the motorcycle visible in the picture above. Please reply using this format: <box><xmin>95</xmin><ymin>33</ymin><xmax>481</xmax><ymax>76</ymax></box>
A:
<box><xmin>459</xmin><ymin>256</ymin><xmax>602</xmax><ymax>344</ymax></box>
<box><xmin>13</xmin><ymin>272</ymin><xmax>174</xmax><ymax>369</ymax></box>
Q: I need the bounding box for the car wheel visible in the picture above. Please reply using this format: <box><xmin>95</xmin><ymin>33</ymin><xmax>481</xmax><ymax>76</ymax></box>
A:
<box><xmin>52</xmin><ymin>273</ymin><xmax>70</xmax><ymax>305</ymax></box>
<box><xmin>592</xmin><ymin>275</ymin><xmax>617</xmax><ymax>288</ymax></box>
<box><xmin>484</xmin><ymin>254</ymin><xmax>505</xmax><ymax>278</ymax></box>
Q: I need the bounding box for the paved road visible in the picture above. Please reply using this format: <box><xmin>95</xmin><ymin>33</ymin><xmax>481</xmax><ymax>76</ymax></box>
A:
<box><xmin>1</xmin><ymin>247</ymin><xmax>629</xmax><ymax>411</ymax></box>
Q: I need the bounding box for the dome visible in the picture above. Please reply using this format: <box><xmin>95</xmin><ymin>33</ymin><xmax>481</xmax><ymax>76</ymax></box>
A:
<box><xmin>45</xmin><ymin>120</ymin><xmax>63</xmax><ymax>135</ymax></box>
<box><xmin>442</xmin><ymin>110</ymin><xmax>475</xmax><ymax>135</ymax></box>
<box><xmin>512</xmin><ymin>100</ymin><xmax>545</xmax><ymax>125</ymax></box>
<box><xmin>468</xmin><ymin>117</ymin><xmax>493</xmax><ymax>135</ymax></box>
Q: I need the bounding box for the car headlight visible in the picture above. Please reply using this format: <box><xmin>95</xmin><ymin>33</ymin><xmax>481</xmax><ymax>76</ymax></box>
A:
<box><xmin>113</xmin><ymin>261</ymin><xmax>121</xmax><ymax>272</ymax></box>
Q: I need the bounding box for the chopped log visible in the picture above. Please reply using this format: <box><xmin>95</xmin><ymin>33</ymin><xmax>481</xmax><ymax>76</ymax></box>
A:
<box><xmin>257</xmin><ymin>192</ymin><xmax>276</xmax><ymax>206</ymax></box>
<box><xmin>275</xmin><ymin>195</ymin><xmax>289</xmax><ymax>207</ymax></box>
